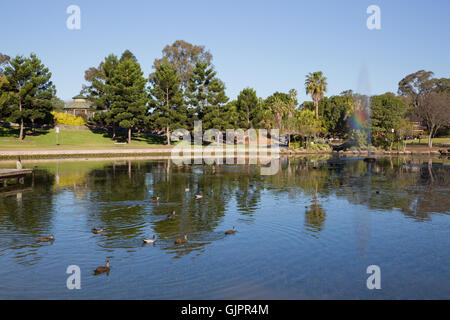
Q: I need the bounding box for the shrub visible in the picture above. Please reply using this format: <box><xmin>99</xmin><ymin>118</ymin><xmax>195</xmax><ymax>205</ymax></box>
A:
<box><xmin>51</xmin><ymin>112</ymin><xmax>86</xmax><ymax>126</ymax></box>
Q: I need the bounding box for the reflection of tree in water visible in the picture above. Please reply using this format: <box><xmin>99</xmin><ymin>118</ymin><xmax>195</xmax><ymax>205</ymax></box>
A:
<box><xmin>304</xmin><ymin>182</ymin><xmax>326</xmax><ymax>235</ymax></box>
<box><xmin>235</xmin><ymin>166</ymin><xmax>263</xmax><ymax>216</ymax></box>
<box><xmin>0</xmin><ymin>169</ymin><xmax>55</xmax><ymax>265</ymax></box>
<box><xmin>82</xmin><ymin>160</ymin><xmax>154</xmax><ymax>243</ymax></box>
<box><xmin>2</xmin><ymin>156</ymin><xmax>446</xmax><ymax>261</ymax></box>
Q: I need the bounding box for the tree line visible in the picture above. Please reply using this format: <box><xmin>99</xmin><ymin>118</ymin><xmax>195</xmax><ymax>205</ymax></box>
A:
<box><xmin>1</xmin><ymin>40</ymin><xmax>449</xmax><ymax>147</ymax></box>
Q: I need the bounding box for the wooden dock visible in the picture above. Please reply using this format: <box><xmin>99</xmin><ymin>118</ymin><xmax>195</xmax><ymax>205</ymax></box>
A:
<box><xmin>0</xmin><ymin>169</ymin><xmax>33</xmax><ymax>187</ymax></box>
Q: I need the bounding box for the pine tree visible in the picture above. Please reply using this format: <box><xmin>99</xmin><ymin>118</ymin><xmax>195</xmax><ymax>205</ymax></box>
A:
<box><xmin>149</xmin><ymin>62</ymin><xmax>186</xmax><ymax>145</ymax></box>
<box><xmin>186</xmin><ymin>61</ymin><xmax>228</xmax><ymax>130</ymax></box>
<box><xmin>2</xmin><ymin>54</ymin><xmax>55</xmax><ymax>140</ymax></box>
<box><xmin>235</xmin><ymin>88</ymin><xmax>260</xmax><ymax>129</ymax></box>
<box><xmin>109</xmin><ymin>54</ymin><xmax>148</xmax><ymax>144</ymax></box>
<box><xmin>84</xmin><ymin>54</ymin><xmax>120</xmax><ymax>137</ymax></box>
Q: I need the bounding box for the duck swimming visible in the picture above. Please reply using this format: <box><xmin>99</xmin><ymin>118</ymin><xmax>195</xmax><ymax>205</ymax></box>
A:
<box><xmin>37</xmin><ymin>235</ymin><xmax>54</xmax><ymax>242</ymax></box>
<box><xmin>174</xmin><ymin>234</ymin><xmax>187</xmax><ymax>244</ymax></box>
<box><xmin>143</xmin><ymin>235</ymin><xmax>156</xmax><ymax>244</ymax></box>
<box><xmin>91</xmin><ymin>227</ymin><xmax>103</xmax><ymax>234</ymax></box>
<box><xmin>167</xmin><ymin>210</ymin><xmax>176</xmax><ymax>218</ymax></box>
<box><xmin>150</xmin><ymin>196</ymin><xmax>160</xmax><ymax>203</ymax></box>
<box><xmin>94</xmin><ymin>260</ymin><xmax>110</xmax><ymax>275</ymax></box>
<box><xmin>185</xmin><ymin>187</ymin><xmax>190</xmax><ymax>192</ymax></box>
<box><xmin>195</xmin><ymin>194</ymin><xmax>203</xmax><ymax>199</ymax></box>
<box><xmin>225</xmin><ymin>227</ymin><xmax>236</xmax><ymax>235</ymax></box>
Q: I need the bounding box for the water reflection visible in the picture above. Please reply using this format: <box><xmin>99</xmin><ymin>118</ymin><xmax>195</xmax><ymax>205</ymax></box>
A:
<box><xmin>304</xmin><ymin>182</ymin><xmax>326</xmax><ymax>235</ymax></box>
<box><xmin>0</xmin><ymin>156</ymin><xmax>448</xmax><ymax>298</ymax></box>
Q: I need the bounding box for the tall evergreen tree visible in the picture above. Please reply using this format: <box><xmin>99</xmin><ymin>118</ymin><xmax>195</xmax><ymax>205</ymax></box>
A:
<box><xmin>84</xmin><ymin>54</ymin><xmax>120</xmax><ymax>136</ymax></box>
<box><xmin>2</xmin><ymin>54</ymin><xmax>55</xmax><ymax>140</ymax></box>
<box><xmin>235</xmin><ymin>88</ymin><xmax>260</xmax><ymax>129</ymax></box>
<box><xmin>186</xmin><ymin>61</ymin><xmax>228</xmax><ymax>130</ymax></box>
<box><xmin>109</xmin><ymin>54</ymin><xmax>148</xmax><ymax>144</ymax></box>
<box><xmin>0</xmin><ymin>54</ymin><xmax>11</xmax><ymax>118</ymax></box>
<box><xmin>149</xmin><ymin>62</ymin><xmax>186</xmax><ymax>145</ymax></box>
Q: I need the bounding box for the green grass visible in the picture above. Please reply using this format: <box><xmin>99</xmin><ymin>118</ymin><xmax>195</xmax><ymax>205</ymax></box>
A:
<box><xmin>405</xmin><ymin>136</ymin><xmax>450</xmax><ymax>147</ymax></box>
<box><xmin>0</xmin><ymin>127</ymin><xmax>168</xmax><ymax>150</ymax></box>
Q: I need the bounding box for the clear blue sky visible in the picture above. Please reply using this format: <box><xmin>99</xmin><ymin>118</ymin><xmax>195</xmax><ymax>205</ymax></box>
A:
<box><xmin>1</xmin><ymin>0</ymin><xmax>449</xmax><ymax>102</ymax></box>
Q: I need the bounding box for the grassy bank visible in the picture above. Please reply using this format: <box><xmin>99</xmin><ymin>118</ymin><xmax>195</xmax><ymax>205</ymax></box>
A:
<box><xmin>0</xmin><ymin>127</ymin><xmax>167</xmax><ymax>150</ymax></box>
<box><xmin>405</xmin><ymin>136</ymin><xmax>450</xmax><ymax>147</ymax></box>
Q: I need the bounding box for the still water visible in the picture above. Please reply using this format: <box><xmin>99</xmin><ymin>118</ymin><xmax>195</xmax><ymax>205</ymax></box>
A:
<box><xmin>0</xmin><ymin>156</ymin><xmax>449</xmax><ymax>299</ymax></box>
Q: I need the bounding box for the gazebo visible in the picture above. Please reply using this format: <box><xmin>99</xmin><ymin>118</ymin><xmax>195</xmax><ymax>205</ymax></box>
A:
<box><xmin>64</xmin><ymin>94</ymin><xmax>96</xmax><ymax>118</ymax></box>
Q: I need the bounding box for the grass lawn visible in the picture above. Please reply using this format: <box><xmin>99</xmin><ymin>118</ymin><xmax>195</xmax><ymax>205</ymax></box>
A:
<box><xmin>405</xmin><ymin>136</ymin><xmax>450</xmax><ymax>147</ymax></box>
<box><xmin>0</xmin><ymin>127</ymin><xmax>169</xmax><ymax>150</ymax></box>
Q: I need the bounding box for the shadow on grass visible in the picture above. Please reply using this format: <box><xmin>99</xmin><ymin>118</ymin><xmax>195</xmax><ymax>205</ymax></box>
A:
<box><xmin>0</xmin><ymin>126</ymin><xmax>51</xmax><ymax>139</ymax></box>
<box><xmin>87</xmin><ymin>126</ymin><xmax>166</xmax><ymax>145</ymax></box>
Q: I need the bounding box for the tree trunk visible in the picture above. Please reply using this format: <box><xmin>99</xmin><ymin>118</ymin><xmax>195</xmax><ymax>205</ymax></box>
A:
<box><xmin>428</xmin><ymin>125</ymin><xmax>434</xmax><ymax>149</ymax></box>
<box><xmin>128</xmin><ymin>127</ymin><xmax>132</xmax><ymax>144</ymax></box>
<box><xmin>112</xmin><ymin>126</ymin><xmax>116</xmax><ymax>139</ymax></box>
<box><xmin>314</xmin><ymin>99</ymin><xmax>319</xmax><ymax>119</ymax></box>
<box><xmin>18</xmin><ymin>83</ymin><xmax>24</xmax><ymax>141</ymax></box>
<box><xmin>19</xmin><ymin>118</ymin><xmax>24</xmax><ymax>141</ymax></box>
<box><xmin>167</xmin><ymin>126</ymin><xmax>171</xmax><ymax>145</ymax></box>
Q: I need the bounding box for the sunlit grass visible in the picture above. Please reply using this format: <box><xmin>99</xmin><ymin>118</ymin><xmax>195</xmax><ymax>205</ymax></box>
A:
<box><xmin>0</xmin><ymin>127</ymin><xmax>168</xmax><ymax>150</ymax></box>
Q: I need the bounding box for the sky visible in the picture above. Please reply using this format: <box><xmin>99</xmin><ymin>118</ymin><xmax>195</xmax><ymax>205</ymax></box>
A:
<box><xmin>1</xmin><ymin>0</ymin><xmax>449</xmax><ymax>102</ymax></box>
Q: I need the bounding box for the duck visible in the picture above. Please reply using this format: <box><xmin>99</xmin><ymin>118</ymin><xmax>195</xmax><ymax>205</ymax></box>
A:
<box><xmin>185</xmin><ymin>187</ymin><xmax>190</xmax><ymax>192</ymax></box>
<box><xmin>143</xmin><ymin>235</ymin><xmax>156</xmax><ymax>244</ymax></box>
<box><xmin>91</xmin><ymin>227</ymin><xmax>103</xmax><ymax>234</ymax></box>
<box><xmin>150</xmin><ymin>196</ymin><xmax>160</xmax><ymax>203</ymax></box>
<box><xmin>174</xmin><ymin>234</ymin><xmax>188</xmax><ymax>244</ymax></box>
<box><xmin>94</xmin><ymin>260</ymin><xmax>110</xmax><ymax>275</ymax></box>
<box><xmin>225</xmin><ymin>227</ymin><xmax>236</xmax><ymax>235</ymax></box>
<box><xmin>37</xmin><ymin>235</ymin><xmax>54</xmax><ymax>242</ymax></box>
<box><xmin>195</xmin><ymin>194</ymin><xmax>203</xmax><ymax>199</ymax></box>
<box><xmin>167</xmin><ymin>210</ymin><xmax>176</xmax><ymax>218</ymax></box>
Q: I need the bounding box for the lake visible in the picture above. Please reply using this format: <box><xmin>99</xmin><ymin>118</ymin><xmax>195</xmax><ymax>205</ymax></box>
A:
<box><xmin>0</xmin><ymin>156</ymin><xmax>449</xmax><ymax>299</ymax></box>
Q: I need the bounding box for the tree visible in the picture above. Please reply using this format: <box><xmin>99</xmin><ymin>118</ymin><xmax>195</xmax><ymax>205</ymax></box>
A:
<box><xmin>398</xmin><ymin>70</ymin><xmax>434</xmax><ymax>109</ymax></box>
<box><xmin>319</xmin><ymin>94</ymin><xmax>353</xmax><ymax>138</ymax></box>
<box><xmin>120</xmin><ymin>49</ymin><xmax>137</xmax><ymax>62</ymax></box>
<box><xmin>83</xmin><ymin>54</ymin><xmax>120</xmax><ymax>136</ymax></box>
<box><xmin>395</xmin><ymin>119</ymin><xmax>414</xmax><ymax>152</ymax></box>
<box><xmin>153</xmin><ymin>40</ymin><xmax>212</xmax><ymax>90</ymax></box>
<box><xmin>293</xmin><ymin>109</ymin><xmax>322</xmax><ymax>147</ymax></box>
<box><xmin>0</xmin><ymin>54</ymin><xmax>11</xmax><ymax>118</ymax></box>
<box><xmin>370</xmin><ymin>93</ymin><xmax>406</xmax><ymax>150</ymax></box>
<box><xmin>417</xmin><ymin>92</ymin><xmax>450</xmax><ymax>148</ymax></box>
<box><xmin>186</xmin><ymin>61</ymin><xmax>228</xmax><ymax>130</ymax></box>
<box><xmin>51</xmin><ymin>96</ymin><xmax>66</xmax><ymax>112</ymax></box>
<box><xmin>149</xmin><ymin>62</ymin><xmax>186</xmax><ymax>145</ymax></box>
<box><xmin>108</xmin><ymin>54</ymin><xmax>148</xmax><ymax>144</ymax></box>
<box><xmin>2</xmin><ymin>54</ymin><xmax>55</xmax><ymax>140</ymax></box>
<box><xmin>305</xmin><ymin>71</ymin><xmax>327</xmax><ymax>119</ymax></box>
<box><xmin>235</xmin><ymin>88</ymin><xmax>260</xmax><ymax>129</ymax></box>
<box><xmin>261</xmin><ymin>89</ymin><xmax>297</xmax><ymax>145</ymax></box>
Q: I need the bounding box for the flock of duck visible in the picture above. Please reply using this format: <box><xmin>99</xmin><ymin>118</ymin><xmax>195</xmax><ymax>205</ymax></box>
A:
<box><xmin>35</xmin><ymin>189</ymin><xmax>237</xmax><ymax>275</ymax></box>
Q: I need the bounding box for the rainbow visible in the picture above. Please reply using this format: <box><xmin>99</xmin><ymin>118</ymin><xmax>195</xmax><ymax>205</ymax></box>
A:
<box><xmin>348</xmin><ymin>109</ymin><xmax>369</xmax><ymax>131</ymax></box>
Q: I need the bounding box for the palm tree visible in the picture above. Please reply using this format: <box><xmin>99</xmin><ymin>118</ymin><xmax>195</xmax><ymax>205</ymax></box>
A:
<box><xmin>305</xmin><ymin>71</ymin><xmax>328</xmax><ymax>119</ymax></box>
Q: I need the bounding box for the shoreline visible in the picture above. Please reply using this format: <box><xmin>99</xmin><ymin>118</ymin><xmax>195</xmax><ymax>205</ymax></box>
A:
<box><xmin>0</xmin><ymin>146</ymin><xmax>446</xmax><ymax>161</ymax></box>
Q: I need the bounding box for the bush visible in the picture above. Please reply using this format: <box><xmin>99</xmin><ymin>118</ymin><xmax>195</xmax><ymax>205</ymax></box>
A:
<box><xmin>309</xmin><ymin>142</ymin><xmax>331</xmax><ymax>151</ymax></box>
<box><xmin>52</xmin><ymin>112</ymin><xmax>86</xmax><ymax>126</ymax></box>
